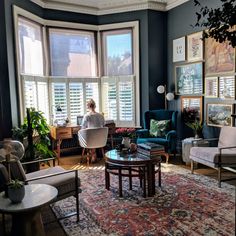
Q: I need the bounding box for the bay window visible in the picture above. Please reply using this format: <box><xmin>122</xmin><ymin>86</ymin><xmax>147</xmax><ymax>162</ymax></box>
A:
<box><xmin>14</xmin><ymin>7</ymin><xmax>139</xmax><ymax>127</ymax></box>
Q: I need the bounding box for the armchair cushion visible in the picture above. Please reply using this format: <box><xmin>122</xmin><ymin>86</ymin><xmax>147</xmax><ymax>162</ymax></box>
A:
<box><xmin>190</xmin><ymin>147</ymin><xmax>236</xmax><ymax>166</ymax></box>
<box><xmin>150</xmin><ymin>119</ymin><xmax>170</xmax><ymax>137</ymax></box>
<box><xmin>26</xmin><ymin>166</ymin><xmax>81</xmax><ymax>196</ymax></box>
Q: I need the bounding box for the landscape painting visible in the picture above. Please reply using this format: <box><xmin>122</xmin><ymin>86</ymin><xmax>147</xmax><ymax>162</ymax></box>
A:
<box><xmin>207</xmin><ymin>103</ymin><xmax>234</xmax><ymax>127</ymax></box>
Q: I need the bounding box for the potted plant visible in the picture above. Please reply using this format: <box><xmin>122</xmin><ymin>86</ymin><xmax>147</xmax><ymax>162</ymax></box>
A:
<box><xmin>12</xmin><ymin>108</ymin><xmax>55</xmax><ymax>172</ymax></box>
<box><xmin>185</xmin><ymin>120</ymin><xmax>203</xmax><ymax>139</ymax></box>
<box><xmin>8</xmin><ymin>179</ymin><xmax>25</xmax><ymax>203</ymax></box>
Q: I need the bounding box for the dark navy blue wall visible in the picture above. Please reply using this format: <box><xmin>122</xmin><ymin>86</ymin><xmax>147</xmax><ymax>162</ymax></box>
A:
<box><xmin>167</xmin><ymin>0</ymin><xmax>224</xmax><ymax>139</ymax></box>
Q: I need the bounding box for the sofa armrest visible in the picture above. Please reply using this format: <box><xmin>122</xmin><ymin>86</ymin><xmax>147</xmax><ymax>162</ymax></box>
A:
<box><xmin>26</xmin><ymin>169</ymin><xmax>77</xmax><ymax>182</ymax></box>
<box><xmin>218</xmin><ymin>145</ymin><xmax>236</xmax><ymax>151</ymax></box>
<box><xmin>166</xmin><ymin>130</ymin><xmax>176</xmax><ymax>140</ymax></box>
<box><xmin>136</xmin><ymin>129</ymin><xmax>149</xmax><ymax>138</ymax></box>
<box><xmin>192</xmin><ymin>138</ymin><xmax>219</xmax><ymax>147</ymax></box>
<box><xmin>22</xmin><ymin>157</ymin><xmax>56</xmax><ymax>167</ymax></box>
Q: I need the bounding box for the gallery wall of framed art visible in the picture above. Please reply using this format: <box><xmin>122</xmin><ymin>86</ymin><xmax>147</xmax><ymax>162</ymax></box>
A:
<box><xmin>172</xmin><ymin>30</ymin><xmax>236</xmax><ymax>128</ymax></box>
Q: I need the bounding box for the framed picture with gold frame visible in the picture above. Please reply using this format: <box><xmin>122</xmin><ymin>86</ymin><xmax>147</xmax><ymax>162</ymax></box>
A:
<box><xmin>207</xmin><ymin>103</ymin><xmax>234</xmax><ymax>127</ymax></box>
<box><xmin>205</xmin><ymin>37</ymin><xmax>235</xmax><ymax>76</ymax></box>
<box><xmin>187</xmin><ymin>31</ymin><xmax>203</xmax><ymax>62</ymax></box>
<box><xmin>205</xmin><ymin>77</ymin><xmax>218</xmax><ymax>98</ymax></box>
<box><xmin>219</xmin><ymin>76</ymin><xmax>235</xmax><ymax>99</ymax></box>
<box><xmin>175</xmin><ymin>62</ymin><xmax>203</xmax><ymax>95</ymax></box>
<box><xmin>181</xmin><ymin>96</ymin><xmax>203</xmax><ymax>122</ymax></box>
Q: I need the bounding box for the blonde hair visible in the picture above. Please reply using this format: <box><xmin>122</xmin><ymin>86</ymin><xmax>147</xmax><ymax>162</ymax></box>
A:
<box><xmin>87</xmin><ymin>99</ymin><xmax>96</xmax><ymax>109</ymax></box>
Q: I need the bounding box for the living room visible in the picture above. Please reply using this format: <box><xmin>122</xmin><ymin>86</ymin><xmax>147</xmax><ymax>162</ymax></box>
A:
<box><xmin>0</xmin><ymin>0</ymin><xmax>235</xmax><ymax>235</ymax></box>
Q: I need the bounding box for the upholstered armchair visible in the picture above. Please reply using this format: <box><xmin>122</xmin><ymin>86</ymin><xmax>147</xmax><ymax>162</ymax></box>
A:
<box><xmin>0</xmin><ymin>140</ymin><xmax>81</xmax><ymax>222</ymax></box>
<box><xmin>190</xmin><ymin>126</ymin><xmax>236</xmax><ymax>187</ymax></box>
<box><xmin>137</xmin><ymin>110</ymin><xmax>178</xmax><ymax>156</ymax></box>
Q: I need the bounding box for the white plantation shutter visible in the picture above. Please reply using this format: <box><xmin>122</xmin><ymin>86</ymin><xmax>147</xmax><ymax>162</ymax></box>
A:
<box><xmin>24</xmin><ymin>80</ymin><xmax>37</xmax><ymax>109</ymax></box>
<box><xmin>102</xmin><ymin>81</ymin><xmax>117</xmax><ymax>120</ymax></box>
<box><xmin>85</xmin><ymin>83</ymin><xmax>99</xmax><ymax>112</ymax></box>
<box><xmin>22</xmin><ymin>75</ymin><xmax>49</xmax><ymax>121</ymax></box>
<box><xmin>69</xmin><ymin>82</ymin><xmax>84</xmax><ymax>124</ymax></box>
<box><xmin>50</xmin><ymin>79</ymin><xmax>99</xmax><ymax>124</ymax></box>
<box><xmin>119</xmin><ymin>81</ymin><xmax>133</xmax><ymax>122</ymax></box>
<box><xmin>51</xmin><ymin>83</ymin><xmax>67</xmax><ymax>123</ymax></box>
<box><xmin>101</xmin><ymin>76</ymin><xmax>135</xmax><ymax>127</ymax></box>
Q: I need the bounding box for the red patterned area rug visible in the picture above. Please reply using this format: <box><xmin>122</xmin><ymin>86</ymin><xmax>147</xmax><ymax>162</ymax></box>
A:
<box><xmin>51</xmin><ymin>164</ymin><xmax>235</xmax><ymax>236</ymax></box>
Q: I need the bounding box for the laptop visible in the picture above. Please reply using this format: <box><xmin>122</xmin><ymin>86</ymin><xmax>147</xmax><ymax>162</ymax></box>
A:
<box><xmin>76</xmin><ymin>116</ymin><xmax>83</xmax><ymax>126</ymax></box>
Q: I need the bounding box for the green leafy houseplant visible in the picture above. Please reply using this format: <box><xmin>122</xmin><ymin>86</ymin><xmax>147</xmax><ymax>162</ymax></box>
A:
<box><xmin>185</xmin><ymin>120</ymin><xmax>203</xmax><ymax>138</ymax></box>
<box><xmin>193</xmin><ymin>0</ymin><xmax>236</xmax><ymax>47</ymax></box>
<box><xmin>8</xmin><ymin>179</ymin><xmax>24</xmax><ymax>189</ymax></box>
<box><xmin>12</xmin><ymin>108</ymin><xmax>55</xmax><ymax>164</ymax></box>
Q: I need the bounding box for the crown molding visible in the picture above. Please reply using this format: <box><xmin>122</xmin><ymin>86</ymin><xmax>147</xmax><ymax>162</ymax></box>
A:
<box><xmin>30</xmin><ymin>0</ymin><xmax>190</xmax><ymax>15</ymax></box>
<box><xmin>166</xmin><ymin>0</ymin><xmax>189</xmax><ymax>10</ymax></box>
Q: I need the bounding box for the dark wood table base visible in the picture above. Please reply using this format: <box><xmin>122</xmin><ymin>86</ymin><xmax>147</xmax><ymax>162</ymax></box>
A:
<box><xmin>105</xmin><ymin>160</ymin><xmax>161</xmax><ymax>197</ymax></box>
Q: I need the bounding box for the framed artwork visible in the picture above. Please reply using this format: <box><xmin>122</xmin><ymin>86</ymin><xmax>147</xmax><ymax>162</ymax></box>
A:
<box><xmin>187</xmin><ymin>31</ymin><xmax>203</xmax><ymax>62</ymax></box>
<box><xmin>205</xmin><ymin>77</ymin><xmax>218</xmax><ymax>98</ymax></box>
<box><xmin>207</xmin><ymin>103</ymin><xmax>234</xmax><ymax>127</ymax></box>
<box><xmin>175</xmin><ymin>62</ymin><xmax>203</xmax><ymax>95</ymax></box>
<box><xmin>219</xmin><ymin>76</ymin><xmax>235</xmax><ymax>99</ymax></box>
<box><xmin>181</xmin><ymin>96</ymin><xmax>203</xmax><ymax>122</ymax></box>
<box><xmin>173</xmin><ymin>37</ymin><xmax>186</xmax><ymax>62</ymax></box>
<box><xmin>205</xmin><ymin>37</ymin><xmax>235</xmax><ymax>75</ymax></box>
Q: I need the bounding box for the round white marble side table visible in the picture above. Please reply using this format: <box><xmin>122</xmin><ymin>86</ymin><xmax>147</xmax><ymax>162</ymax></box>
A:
<box><xmin>0</xmin><ymin>184</ymin><xmax>58</xmax><ymax>236</ymax></box>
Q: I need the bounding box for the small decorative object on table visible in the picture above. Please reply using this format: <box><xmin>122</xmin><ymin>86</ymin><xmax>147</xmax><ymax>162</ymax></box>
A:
<box><xmin>115</xmin><ymin>128</ymin><xmax>136</xmax><ymax>148</ymax></box>
<box><xmin>8</xmin><ymin>179</ymin><xmax>25</xmax><ymax>203</ymax></box>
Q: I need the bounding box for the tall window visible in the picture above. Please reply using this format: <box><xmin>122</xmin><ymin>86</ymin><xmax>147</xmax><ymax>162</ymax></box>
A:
<box><xmin>18</xmin><ymin>17</ymin><xmax>44</xmax><ymax>75</ymax></box>
<box><xmin>101</xmin><ymin>29</ymin><xmax>135</xmax><ymax>127</ymax></box>
<box><xmin>49</xmin><ymin>28</ymin><xmax>97</xmax><ymax>77</ymax></box>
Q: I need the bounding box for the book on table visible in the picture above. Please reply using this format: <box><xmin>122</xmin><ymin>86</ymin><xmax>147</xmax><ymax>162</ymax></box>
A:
<box><xmin>137</xmin><ymin>142</ymin><xmax>165</xmax><ymax>157</ymax></box>
<box><xmin>137</xmin><ymin>147</ymin><xmax>164</xmax><ymax>157</ymax></box>
<box><xmin>137</xmin><ymin>142</ymin><xmax>165</xmax><ymax>151</ymax></box>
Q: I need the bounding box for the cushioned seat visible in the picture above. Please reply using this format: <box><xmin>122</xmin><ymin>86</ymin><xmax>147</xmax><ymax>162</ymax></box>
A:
<box><xmin>190</xmin><ymin>126</ymin><xmax>236</xmax><ymax>187</ymax></box>
<box><xmin>191</xmin><ymin>147</ymin><xmax>236</xmax><ymax>166</ymax></box>
<box><xmin>26</xmin><ymin>166</ymin><xmax>81</xmax><ymax>197</ymax></box>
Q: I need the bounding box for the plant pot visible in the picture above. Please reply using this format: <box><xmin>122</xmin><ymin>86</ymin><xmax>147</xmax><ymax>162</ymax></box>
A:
<box><xmin>8</xmin><ymin>186</ymin><xmax>25</xmax><ymax>203</ymax></box>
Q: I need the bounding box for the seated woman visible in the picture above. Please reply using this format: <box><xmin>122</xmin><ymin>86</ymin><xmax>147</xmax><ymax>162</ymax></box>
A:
<box><xmin>81</xmin><ymin>99</ymin><xmax>105</xmax><ymax>162</ymax></box>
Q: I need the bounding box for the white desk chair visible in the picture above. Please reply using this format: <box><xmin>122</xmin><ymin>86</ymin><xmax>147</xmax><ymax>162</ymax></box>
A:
<box><xmin>78</xmin><ymin>127</ymin><xmax>108</xmax><ymax>165</ymax></box>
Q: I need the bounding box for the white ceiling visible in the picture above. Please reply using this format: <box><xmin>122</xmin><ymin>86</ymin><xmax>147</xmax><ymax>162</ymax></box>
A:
<box><xmin>31</xmin><ymin>0</ymin><xmax>190</xmax><ymax>15</ymax></box>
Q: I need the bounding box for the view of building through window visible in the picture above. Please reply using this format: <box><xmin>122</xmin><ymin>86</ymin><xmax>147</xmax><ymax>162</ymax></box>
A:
<box><xmin>49</xmin><ymin>29</ymin><xmax>97</xmax><ymax>77</ymax></box>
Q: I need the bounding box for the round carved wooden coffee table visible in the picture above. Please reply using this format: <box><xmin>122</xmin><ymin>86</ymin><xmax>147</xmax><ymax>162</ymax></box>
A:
<box><xmin>105</xmin><ymin>149</ymin><xmax>162</xmax><ymax>197</ymax></box>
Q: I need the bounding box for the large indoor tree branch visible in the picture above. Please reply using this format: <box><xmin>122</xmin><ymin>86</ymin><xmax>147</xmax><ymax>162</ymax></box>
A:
<box><xmin>193</xmin><ymin>0</ymin><xmax>236</xmax><ymax>47</ymax></box>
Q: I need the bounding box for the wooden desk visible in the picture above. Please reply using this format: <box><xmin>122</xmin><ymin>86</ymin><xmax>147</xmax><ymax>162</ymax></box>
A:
<box><xmin>50</xmin><ymin>125</ymin><xmax>80</xmax><ymax>165</ymax></box>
